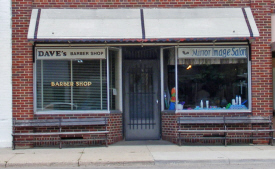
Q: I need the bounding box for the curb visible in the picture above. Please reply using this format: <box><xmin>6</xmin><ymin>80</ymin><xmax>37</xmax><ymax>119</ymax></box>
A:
<box><xmin>3</xmin><ymin>161</ymin><xmax>156</xmax><ymax>168</ymax></box>
<box><xmin>4</xmin><ymin>159</ymin><xmax>275</xmax><ymax>168</ymax></box>
<box><xmin>5</xmin><ymin>162</ymin><xmax>78</xmax><ymax>168</ymax></box>
<box><xmin>155</xmin><ymin>159</ymin><xmax>230</xmax><ymax>165</ymax></box>
<box><xmin>80</xmin><ymin>161</ymin><xmax>155</xmax><ymax>167</ymax></box>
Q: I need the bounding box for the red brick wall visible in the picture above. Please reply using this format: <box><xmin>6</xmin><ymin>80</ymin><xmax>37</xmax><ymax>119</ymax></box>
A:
<box><xmin>12</xmin><ymin>0</ymin><xmax>34</xmax><ymax>120</ymax></box>
<box><xmin>161</xmin><ymin>112</ymin><xmax>177</xmax><ymax>143</ymax></box>
<box><xmin>250</xmin><ymin>0</ymin><xmax>273</xmax><ymax>117</ymax></box>
<box><xmin>12</xmin><ymin>0</ymin><xmax>273</xmax><ymax>146</ymax></box>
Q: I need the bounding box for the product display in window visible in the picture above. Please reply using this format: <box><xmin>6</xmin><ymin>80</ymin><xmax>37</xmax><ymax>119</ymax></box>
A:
<box><xmin>162</xmin><ymin>46</ymin><xmax>250</xmax><ymax>111</ymax></box>
<box><xmin>175</xmin><ymin>62</ymin><xmax>249</xmax><ymax>110</ymax></box>
<box><xmin>169</xmin><ymin>87</ymin><xmax>176</xmax><ymax>110</ymax></box>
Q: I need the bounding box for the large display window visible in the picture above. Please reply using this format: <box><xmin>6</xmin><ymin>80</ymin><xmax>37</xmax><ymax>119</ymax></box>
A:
<box><xmin>162</xmin><ymin>45</ymin><xmax>251</xmax><ymax>112</ymax></box>
<box><xmin>34</xmin><ymin>47</ymin><xmax>122</xmax><ymax>113</ymax></box>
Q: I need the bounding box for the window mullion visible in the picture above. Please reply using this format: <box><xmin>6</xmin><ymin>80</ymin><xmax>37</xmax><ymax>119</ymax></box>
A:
<box><xmin>41</xmin><ymin>60</ymin><xmax>44</xmax><ymax>109</ymax></box>
<box><xmin>107</xmin><ymin>48</ymin><xmax>110</xmax><ymax>111</ymax></box>
<box><xmin>71</xmin><ymin>60</ymin><xmax>73</xmax><ymax>110</ymax></box>
<box><xmin>175</xmin><ymin>47</ymin><xmax>178</xmax><ymax>112</ymax></box>
<box><xmin>100</xmin><ymin>59</ymin><xmax>103</xmax><ymax>110</ymax></box>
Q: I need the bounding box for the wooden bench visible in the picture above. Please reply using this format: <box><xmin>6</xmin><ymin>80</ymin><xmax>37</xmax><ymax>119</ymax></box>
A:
<box><xmin>177</xmin><ymin>116</ymin><xmax>274</xmax><ymax>146</ymax></box>
<box><xmin>12</xmin><ymin>118</ymin><xmax>109</xmax><ymax>149</ymax></box>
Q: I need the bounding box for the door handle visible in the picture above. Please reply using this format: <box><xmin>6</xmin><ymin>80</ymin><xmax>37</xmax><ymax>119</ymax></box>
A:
<box><xmin>156</xmin><ymin>100</ymin><xmax>158</xmax><ymax>104</ymax></box>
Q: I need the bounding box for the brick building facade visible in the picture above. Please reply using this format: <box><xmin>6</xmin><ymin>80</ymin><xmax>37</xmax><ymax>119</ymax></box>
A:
<box><xmin>12</xmin><ymin>0</ymin><xmax>274</xmax><ymax>147</ymax></box>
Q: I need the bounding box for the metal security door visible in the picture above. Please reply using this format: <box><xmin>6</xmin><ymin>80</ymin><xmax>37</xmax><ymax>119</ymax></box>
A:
<box><xmin>123</xmin><ymin>48</ymin><xmax>160</xmax><ymax>140</ymax></box>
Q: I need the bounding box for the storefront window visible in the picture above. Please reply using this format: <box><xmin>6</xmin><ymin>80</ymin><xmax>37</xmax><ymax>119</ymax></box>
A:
<box><xmin>163</xmin><ymin>46</ymin><xmax>250</xmax><ymax>111</ymax></box>
<box><xmin>35</xmin><ymin>47</ymin><xmax>109</xmax><ymax>112</ymax></box>
<box><xmin>36</xmin><ymin>59</ymin><xmax>107</xmax><ymax>111</ymax></box>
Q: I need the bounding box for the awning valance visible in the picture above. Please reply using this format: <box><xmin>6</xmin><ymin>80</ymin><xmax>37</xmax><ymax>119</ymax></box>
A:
<box><xmin>28</xmin><ymin>8</ymin><xmax>259</xmax><ymax>43</ymax></box>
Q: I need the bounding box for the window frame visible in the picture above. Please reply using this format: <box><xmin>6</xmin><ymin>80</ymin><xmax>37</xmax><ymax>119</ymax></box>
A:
<box><xmin>33</xmin><ymin>46</ymin><xmax>122</xmax><ymax>114</ymax></box>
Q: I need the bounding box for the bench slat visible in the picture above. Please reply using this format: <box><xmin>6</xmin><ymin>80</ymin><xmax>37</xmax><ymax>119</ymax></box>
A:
<box><xmin>14</xmin><ymin>123</ymin><xmax>60</xmax><ymax>127</ymax></box>
<box><xmin>61</xmin><ymin>121</ymin><xmax>106</xmax><ymax>126</ymax></box>
<box><xmin>14</xmin><ymin>118</ymin><xmax>108</xmax><ymax>127</ymax></box>
<box><xmin>61</xmin><ymin>138</ymin><xmax>106</xmax><ymax>142</ymax></box>
<box><xmin>226</xmin><ymin>137</ymin><xmax>273</xmax><ymax>139</ymax></box>
<box><xmin>178</xmin><ymin>130</ymin><xmax>227</xmax><ymax>133</ymax></box>
<box><xmin>13</xmin><ymin>138</ymin><xmax>107</xmax><ymax>143</ymax></box>
<box><xmin>14</xmin><ymin>119</ymin><xmax>60</xmax><ymax>127</ymax></box>
<box><xmin>178</xmin><ymin>130</ymin><xmax>274</xmax><ymax>133</ymax></box>
<box><xmin>179</xmin><ymin>137</ymin><xmax>226</xmax><ymax>140</ymax></box>
<box><xmin>226</xmin><ymin>129</ymin><xmax>274</xmax><ymax>133</ymax></box>
<box><xmin>178</xmin><ymin>117</ymin><xmax>224</xmax><ymax>124</ymax></box>
<box><xmin>14</xmin><ymin>119</ymin><xmax>60</xmax><ymax>123</ymax></box>
<box><xmin>178</xmin><ymin>116</ymin><xmax>272</xmax><ymax>124</ymax></box>
<box><xmin>61</xmin><ymin>118</ymin><xmax>107</xmax><ymax>126</ymax></box>
<box><xmin>12</xmin><ymin>131</ymin><xmax>109</xmax><ymax>136</ymax></box>
<box><xmin>225</xmin><ymin>116</ymin><xmax>271</xmax><ymax>124</ymax></box>
<box><xmin>61</xmin><ymin>118</ymin><xmax>106</xmax><ymax>122</ymax></box>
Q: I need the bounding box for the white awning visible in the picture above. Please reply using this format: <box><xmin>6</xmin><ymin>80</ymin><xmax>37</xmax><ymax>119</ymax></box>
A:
<box><xmin>28</xmin><ymin>8</ymin><xmax>259</xmax><ymax>42</ymax></box>
<box><xmin>271</xmin><ymin>42</ymin><xmax>275</xmax><ymax>51</ymax></box>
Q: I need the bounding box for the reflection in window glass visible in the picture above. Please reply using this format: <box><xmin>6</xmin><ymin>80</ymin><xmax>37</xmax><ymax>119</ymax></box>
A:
<box><xmin>163</xmin><ymin>47</ymin><xmax>249</xmax><ymax>111</ymax></box>
<box><xmin>177</xmin><ymin>58</ymin><xmax>248</xmax><ymax>110</ymax></box>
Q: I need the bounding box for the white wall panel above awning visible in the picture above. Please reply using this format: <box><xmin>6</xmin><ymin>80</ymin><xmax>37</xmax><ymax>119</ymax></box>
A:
<box><xmin>28</xmin><ymin>8</ymin><xmax>259</xmax><ymax>43</ymax></box>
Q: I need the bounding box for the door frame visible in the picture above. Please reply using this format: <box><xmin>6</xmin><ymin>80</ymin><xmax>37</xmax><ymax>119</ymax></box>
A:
<box><xmin>122</xmin><ymin>46</ymin><xmax>161</xmax><ymax>140</ymax></box>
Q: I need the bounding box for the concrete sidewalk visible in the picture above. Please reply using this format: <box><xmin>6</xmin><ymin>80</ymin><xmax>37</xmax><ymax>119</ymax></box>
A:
<box><xmin>1</xmin><ymin>140</ymin><xmax>275</xmax><ymax>168</ymax></box>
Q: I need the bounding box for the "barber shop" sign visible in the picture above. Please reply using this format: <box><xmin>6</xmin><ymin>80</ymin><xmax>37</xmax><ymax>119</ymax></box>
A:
<box><xmin>36</xmin><ymin>47</ymin><xmax>106</xmax><ymax>60</ymax></box>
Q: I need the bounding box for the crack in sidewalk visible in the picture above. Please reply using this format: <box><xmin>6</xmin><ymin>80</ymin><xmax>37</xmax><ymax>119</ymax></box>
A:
<box><xmin>77</xmin><ymin>148</ymin><xmax>85</xmax><ymax>167</ymax></box>
<box><xmin>4</xmin><ymin>154</ymin><xmax>18</xmax><ymax>168</ymax></box>
<box><xmin>146</xmin><ymin>144</ymin><xmax>156</xmax><ymax>165</ymax></box>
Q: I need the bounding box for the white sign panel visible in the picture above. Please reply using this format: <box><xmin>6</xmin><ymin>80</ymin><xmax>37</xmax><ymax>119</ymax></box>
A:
<box><xmin>178</xmin><ymin>46</ymin><xmax>248</xmax><ymax>58</ymax></box>
<box><xmin>36</xmin><ymin>48</ymin><xmax>106</xmax><ymax>60</ymax></box>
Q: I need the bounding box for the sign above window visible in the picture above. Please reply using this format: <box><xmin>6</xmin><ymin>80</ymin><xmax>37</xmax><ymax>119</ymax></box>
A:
<box><xmin>36</xmin><ymin>47</ymin><xmax>106</xmax><ymax>60</ymax></box>
<box><xmin>178</xmin><ymin>46</ymin><xmax>248</xmax><ymax>59</ymax></box>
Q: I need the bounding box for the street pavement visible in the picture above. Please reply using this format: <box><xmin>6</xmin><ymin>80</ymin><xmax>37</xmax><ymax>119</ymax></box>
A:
<box><xmin>1</xmin><ymin>140</ymin><xmax>275</xmax><ymax>168</ymax></box>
